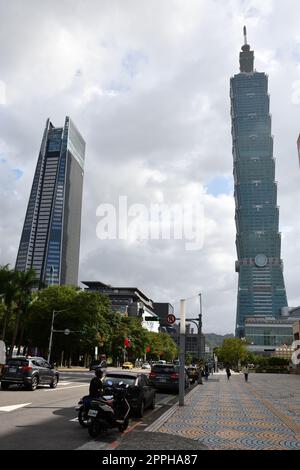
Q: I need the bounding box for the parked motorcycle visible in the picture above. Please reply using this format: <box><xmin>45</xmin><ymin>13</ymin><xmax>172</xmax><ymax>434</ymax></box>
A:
<box><xmin>87</xmin><ymin>381</ymin><xmax>131</xmax><ymax>437</ymax></box>
<box><xmin>75</xmin><ymin>392</ymin><xmax>114</xmax><ymax>428</ymax></box>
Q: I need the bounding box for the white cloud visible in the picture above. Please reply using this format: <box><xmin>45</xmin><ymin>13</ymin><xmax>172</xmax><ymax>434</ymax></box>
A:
<box><xmin>0</xmin><ymin>81</ymin><xmax>6</xmax><ymax>105</ymax></box>
<box><xmin>1</xmin><ymin>0</ymin><xmax>300</xmax><ymax>334</ymax></box>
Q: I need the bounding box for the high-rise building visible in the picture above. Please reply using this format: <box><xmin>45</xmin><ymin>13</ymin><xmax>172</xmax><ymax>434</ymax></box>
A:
<box><xmin>231</xmin><ymin>28</ymin><xmax>288</xmax><ymax>337</ymax></box>
<box><xmin>16</xmin><ymin>117</ymin><xmax>85</xmax><ymax>287</ymax></box>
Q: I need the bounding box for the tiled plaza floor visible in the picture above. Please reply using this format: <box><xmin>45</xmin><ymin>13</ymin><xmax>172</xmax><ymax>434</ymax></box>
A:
<box><xmin>148</xmin><ymin>372</ymin><xmax>300</xmax><ymax>450</ymax></box>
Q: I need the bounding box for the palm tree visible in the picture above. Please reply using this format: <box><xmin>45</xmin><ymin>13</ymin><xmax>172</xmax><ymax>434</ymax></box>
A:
<box><xmin>9</xmin><ymin>269</ymin><xmax>38</xmax><ymax>355</ymax></box>
<box><xmin>0</xmin><ymin>265</ymin><xmax>15</xmax><ymax>341</ymax></box>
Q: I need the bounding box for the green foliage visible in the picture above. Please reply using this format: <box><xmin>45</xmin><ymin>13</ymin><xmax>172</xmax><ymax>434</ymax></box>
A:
<box><xmin>145</xmin><ymin>331</ymin><xmax>178</xmax><ymax>362</ymax></box>
<box><xmin>24</xmin><ymin>286</ymin><xmax>113</xmax><ymax>360</ymax></box>
<box><xmin>185</xmin><ymin>353</ymin><xmax>193</xmax><ymax>366</ymax></box>
<box><xmin>215</xmin><ymin>338</ymin><xmax>248</xmax><ymax>367</ymax></box>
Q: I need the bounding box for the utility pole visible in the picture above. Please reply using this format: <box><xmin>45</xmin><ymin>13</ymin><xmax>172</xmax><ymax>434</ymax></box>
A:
<box><xmin>179</xmin><ymin>299</ymin><xmax>186</xmax><ymax>406</ymax></box>
<box><xmin>199</xmin><ymin>293</ymin><xmax>203</xmax><ymax>358</ymax></box>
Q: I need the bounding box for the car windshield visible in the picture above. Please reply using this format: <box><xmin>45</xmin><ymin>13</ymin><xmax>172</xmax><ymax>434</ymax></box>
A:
<box><xmin>103</xmin><ymin>375</ymin><xmax>136</xmax><ymax>386</ymax></box>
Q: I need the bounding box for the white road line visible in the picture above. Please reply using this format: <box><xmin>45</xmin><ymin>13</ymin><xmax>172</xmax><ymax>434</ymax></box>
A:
<box><xmin>70</xmin><ymin>417</ymin><xmax>79</xmax><ymax>422</ymax></box>
<box><xmin>0</xmin><ymin>403</ymin><xmax>32</xmax><ymax>412</ymax></box>
<box><xmin>44</xmin><ymin>384</ymin><xmax>88</xmax><ymax>392</ymax></box>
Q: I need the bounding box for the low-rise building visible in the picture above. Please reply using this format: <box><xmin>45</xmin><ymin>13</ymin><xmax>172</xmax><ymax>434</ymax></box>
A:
<box><xmin>244</xmin><ymin>307</ymin><xmax>300</xmax><ymax>355</ymax></box>
<box><xmin>82</xmin><ymin>281</ymin><xmax>159</xmax><ymax>333</ymax></box>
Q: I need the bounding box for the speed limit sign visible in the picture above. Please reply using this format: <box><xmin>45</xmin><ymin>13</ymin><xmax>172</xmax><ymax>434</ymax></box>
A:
<box><xmin>167</xmin><ymin>314</ymin><xmax>176</xmax><ymax>325</ymax></box>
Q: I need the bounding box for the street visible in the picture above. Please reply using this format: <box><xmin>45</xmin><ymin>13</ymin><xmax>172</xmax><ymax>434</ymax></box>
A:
<box><xmin>0</xmin><ymin>369</ymin><xmax>181</xmax><ymax>450</ymax></box>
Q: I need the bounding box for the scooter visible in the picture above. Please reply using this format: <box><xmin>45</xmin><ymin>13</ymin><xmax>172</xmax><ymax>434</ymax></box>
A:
<box><xmin>87</xmin><ymin>381</ymin><xmax>131</xmax><ymax>437</ymax></box>
<box><xmin>75</xmin><ymin>392</ymin><xmax>114</xmax><ymax>427</ymax></box>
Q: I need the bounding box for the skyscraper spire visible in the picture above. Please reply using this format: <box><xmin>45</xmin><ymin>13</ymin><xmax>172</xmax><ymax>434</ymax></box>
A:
<box><xmin>243</xmin><ymin>25</ymin><xmax>247</xmax><ymax>46</ymax></box>
<box><xmin>239</xmin><ymin>25</ymin><xmax>254</xmax><ymax>73</ymax></box>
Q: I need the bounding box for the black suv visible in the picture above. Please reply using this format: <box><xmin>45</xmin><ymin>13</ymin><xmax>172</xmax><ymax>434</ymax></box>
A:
<box><xmin>149</xmin><ymin>363</ymin><xmax>190</xmax><ymax>391</ymax></box>
<box><xmin>1</xmin><ymin>356</ymin><xmax>59</xmax><ymax>391</ymax></box>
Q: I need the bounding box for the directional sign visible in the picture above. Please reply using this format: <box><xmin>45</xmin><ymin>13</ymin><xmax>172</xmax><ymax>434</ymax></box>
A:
<box><xmin>167</xmin><ymin>314</ymin><xmax>176</xmax><ymax>325</ymax></box>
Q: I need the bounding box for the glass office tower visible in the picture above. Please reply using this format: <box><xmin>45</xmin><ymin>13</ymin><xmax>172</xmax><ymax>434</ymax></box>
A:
<box><xmin>15</xmin><ymin>117</ymin><xmax>85</xmax><ymax>287</ymax></box>
<box><xmin>231</xmin><ymin>29</ymin><xmax>287</xmax><ymax>337</ymax></box>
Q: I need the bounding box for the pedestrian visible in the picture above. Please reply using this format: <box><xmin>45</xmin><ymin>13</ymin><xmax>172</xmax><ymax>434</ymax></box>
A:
<box><xmin>89</xmin><ymin>367</ymin><xmax>105</xmax><ymax>398</ymax></box>
<box><xmin>225</xmin><ymin>365</ymin><xmax>231</xmax><ymax>380</ymax></box>
<box><xmin>204</xmin><ymin>364</ymin><xmax>209</xmax><ymax>381</ymax></box>
<box><xmin>242</xmin><ymin>364</ymin><xmax>249</xmax><ymax>382</ymax></box>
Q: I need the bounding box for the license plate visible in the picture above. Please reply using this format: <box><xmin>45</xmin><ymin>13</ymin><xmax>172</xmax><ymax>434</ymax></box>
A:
<box><xmin>9</xmin><ymin>367</ymin><xmax>17</xmax><ymax>373</ymax></box>
<box><xmin>158</xmin><ymin>378</ymin><xmax>167</xmax><ymax>383</ymax></box>
<box><xmin>88</xmin><ymin>409</ymin><xmax>98</xmax><ymax>417</ymax></box>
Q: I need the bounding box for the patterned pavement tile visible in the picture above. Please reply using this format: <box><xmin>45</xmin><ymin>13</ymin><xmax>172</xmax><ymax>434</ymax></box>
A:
<box><xmin>153</xmin><ymin>373</ymin><xmax>300</xmax><ymax>450</ymax></box>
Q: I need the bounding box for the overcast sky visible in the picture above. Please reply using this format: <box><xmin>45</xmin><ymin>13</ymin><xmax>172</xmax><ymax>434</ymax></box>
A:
<box><xmin>1</xmin><ymin>0</ymin><xmax>300</xmax><ymax>334</ymax></box>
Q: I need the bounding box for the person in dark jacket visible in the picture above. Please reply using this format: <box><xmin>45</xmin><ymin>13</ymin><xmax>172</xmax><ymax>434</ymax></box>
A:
<box><xmin>225</xmin><ymin>366</ymin><xmax>231</xmax><ymax>380</ymax></box>
<box><xmin>89</xmin><ymin>367</ymin><xmax>105</xmax><ymax>398</ymax></box>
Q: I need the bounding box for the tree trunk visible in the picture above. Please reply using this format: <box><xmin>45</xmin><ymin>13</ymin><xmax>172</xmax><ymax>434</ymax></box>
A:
<box><xmin>10</xmin><ymin>306</ymin><xmax>21</xmax><ymax>356</ymax></box>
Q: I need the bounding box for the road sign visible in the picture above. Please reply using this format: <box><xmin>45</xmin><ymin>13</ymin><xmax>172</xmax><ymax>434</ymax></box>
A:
<box><xmin>144</xmin><ymin>317</ymin><xmax>160</xmax><ymax>321</ymax></box>
<box><xmin>167</xmin><ymin>314</ymin><xmax>176</xmax><ymax>325</ymax></box>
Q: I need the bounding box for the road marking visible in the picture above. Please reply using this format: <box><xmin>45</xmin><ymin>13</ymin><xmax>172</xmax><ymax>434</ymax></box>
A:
<box><xmin>44</xmin><ymin>384</ymin><xmax>88</xmax><ymax>392</ymax></box>
<box><xmin>0</xmin><ymin>403</ymin><xmax>32</xmax><ymax>412</ymax></box>
<box><xmin>70</xmin><ymin>417</ymin><xmax>79</xmax><ymax>422</ymax></box>
<box><xmin>157</xmin><ymin>395</ymin><xmax>176</xmax><ymax>405</ymax></box>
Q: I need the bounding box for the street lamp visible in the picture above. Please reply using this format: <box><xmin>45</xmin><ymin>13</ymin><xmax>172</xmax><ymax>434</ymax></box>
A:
<box><xmin>47</xmin><ymin>308</ymin><xmax>71</xmax><ymax>363</ymax></box>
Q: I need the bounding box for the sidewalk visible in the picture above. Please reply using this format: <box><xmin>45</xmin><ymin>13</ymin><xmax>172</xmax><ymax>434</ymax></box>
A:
<box><xmin>117</xmin><ymin>372</ymin><xmax>300</xmax><ymax>450</ymax></box>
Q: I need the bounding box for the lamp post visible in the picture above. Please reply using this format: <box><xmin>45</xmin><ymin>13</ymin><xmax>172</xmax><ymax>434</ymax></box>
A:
<box><xmin>179</xmin><ymin>299</ymin><xmax>186</xmax><ymax>407</ymax></box>
<box><xmin>47</xmin><ymin>308</ymin><xmax>71</xmax><ymax>363</ymax></box>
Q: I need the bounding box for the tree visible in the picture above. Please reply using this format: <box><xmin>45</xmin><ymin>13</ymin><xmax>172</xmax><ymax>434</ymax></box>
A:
<box><xmin>0</xmin><ymin>265</ymin><xmax>16</xmax><ymax>341</ymax></box>
<box><xmin>9</xmin><ymin>269</ymin><xmax>38</xmax><ymax>354</ymax></box>
<box><xmin>24</xmin><ymin>286</ymin><xmax>112</xmax><ymax>363</ymax></box>
<box><xmin>214</xmin><ymin>338</ymin><xmax>248</xmax><ymax>368</ymax></box>
<box><xmin>145</xmin><ymin>331</ymin><xmax>178</xmax><ymax>362</ymax></box>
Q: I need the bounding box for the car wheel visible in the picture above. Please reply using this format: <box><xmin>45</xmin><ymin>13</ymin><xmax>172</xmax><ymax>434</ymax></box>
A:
<box><xmin>29</xmin><ymin>376</ymin><xmax>38</xmax><ymax>391</ymax></box>
<box><xmin>50</xmin><ymin>375</ymin><xmax>58</xmax><ymax>388</ymax></box>
<box><xmin>135</xmin><ymin>400</ymin><xmax>144</xmax><ymax>418</ymax></box>
<box><xmin>150</xmin><ymin>394</ymin><xmax>155</xmax><ymax>410</ymax></box>
<box><xmin>1</xmin><ymin>382</ymin><xmax>9</xmax><ymax>390</ymax></box>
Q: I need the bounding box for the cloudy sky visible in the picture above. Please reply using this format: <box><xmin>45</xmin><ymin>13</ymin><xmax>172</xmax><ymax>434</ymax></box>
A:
<box><xmin>1</xmin><ymin>0</ymin><xmax>300</xmax><ymax>334</ymax></box>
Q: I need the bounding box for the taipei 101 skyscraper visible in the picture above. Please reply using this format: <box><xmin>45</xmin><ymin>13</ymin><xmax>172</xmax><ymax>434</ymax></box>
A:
<box><xmin>231</xmin><ymin>28</ymin><xmax>288</xmax><ymax>337</ymax></box>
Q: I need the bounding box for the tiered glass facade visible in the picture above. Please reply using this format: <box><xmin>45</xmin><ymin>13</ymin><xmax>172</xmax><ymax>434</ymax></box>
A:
<box><xmin>15</xmin><ymin>117</ymin><xmax>85</xmax><ymax>287</ymax></box>
<box><xmin>231</xmin><ymin>33</ymin><xmax>288</xmax><ymax>337</ymax></box>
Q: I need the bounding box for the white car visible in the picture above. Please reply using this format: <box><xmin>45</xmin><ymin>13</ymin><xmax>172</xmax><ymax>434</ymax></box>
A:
<box><xmin>141</xmin><ymin>362</ymin><xmax>151</xmax><ymax>369</ymax></box>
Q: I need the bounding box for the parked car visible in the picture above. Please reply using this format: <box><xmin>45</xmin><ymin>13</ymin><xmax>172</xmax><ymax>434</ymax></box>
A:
<box><xmin>186</xmin><ymin>365</ymin><xmax>199</xmax><ymax>384</ymax></box>
<box><xmin>103</xmin><ymin>371</ymin><xmax>155</xmax><ymax>418</ymax></box>
<box><xmin>1</xmin><ymin>356</ymin><xmax>59</xmax><ymax>391</ymax></box>
<box><xmin>141</xmin><ymin>362</ymin><xmax>151</xmax><ymax>370</ymax></box>
<box><xmin>122</xmin><ymin>361</ymin><xmax>134</xmax><ymax>370</ymax></box>
<box><xmin>149</xmin><ymin>363</ymin><xmax>190</xmax><ymax>391</ymax></box>
<box><xmin>89</xmin><ymin>359</ymin><xmax>107</xmax><ymax>371</ymax></box>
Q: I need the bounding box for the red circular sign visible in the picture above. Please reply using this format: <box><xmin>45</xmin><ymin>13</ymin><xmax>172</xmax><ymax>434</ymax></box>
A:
<box><xmin>167</xmin><ymin>314</ymin><xmax>176</xmax><ymax>325</ymax></box>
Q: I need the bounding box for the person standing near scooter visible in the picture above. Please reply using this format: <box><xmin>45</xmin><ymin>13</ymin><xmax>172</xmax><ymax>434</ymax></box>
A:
<box><xmin>89</xmin><ymin>367</ymin><xmax>105</xmax><ymax>398</ymax></box>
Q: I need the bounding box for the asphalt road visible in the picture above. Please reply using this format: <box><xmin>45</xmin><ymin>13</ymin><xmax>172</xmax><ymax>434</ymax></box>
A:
<box><xmin>0</xmin><ymin>370</ymin><xmax>180</xmax><ymax>450</ymax></box>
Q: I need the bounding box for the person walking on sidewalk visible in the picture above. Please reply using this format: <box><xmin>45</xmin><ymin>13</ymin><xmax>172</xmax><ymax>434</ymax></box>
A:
<box><xmin>242</xmin><ymin>364</ymin><xmax>249</xmax><ymax>382</ymax></box>
<box><xmin>225</xmin><ymin>365</ymin><xmax>231</xmax><ymax>380</ymax></box>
